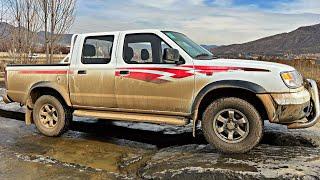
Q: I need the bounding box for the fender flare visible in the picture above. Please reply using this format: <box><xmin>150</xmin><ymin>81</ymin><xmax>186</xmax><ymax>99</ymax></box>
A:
<box><xmin>191</xmin><ymin>80</ymin><xmax>267</xmax><ymax>137</ymax></box>
<box><xmin>26</xmin><ymin>81</ymin><xmax>72</xmax><ymax>107</ymax></box>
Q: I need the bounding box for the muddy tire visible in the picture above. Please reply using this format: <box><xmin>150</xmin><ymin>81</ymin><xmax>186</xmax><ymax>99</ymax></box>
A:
<box><xmin>33</xmin><ymin>95</ymin><xmax>72</xmax><ymax>137</ymax></box>
<box><xmin>202</xmin><ymin>97</ymin><xmax>263</xmax><ymax>154</ymax></box>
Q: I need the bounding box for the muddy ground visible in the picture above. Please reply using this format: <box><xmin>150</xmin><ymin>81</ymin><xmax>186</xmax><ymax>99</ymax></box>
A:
<box><xmin>0</xmin><ymin>94</ymin><xmax>320</xmax><ymax>179</ymax></box>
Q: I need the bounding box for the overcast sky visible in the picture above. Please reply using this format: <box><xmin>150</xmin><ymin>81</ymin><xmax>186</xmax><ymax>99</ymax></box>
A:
<box><xmin>71</xmin><ymin>0</ymin><xmax>320</xmax><ymax>45</ymax></box>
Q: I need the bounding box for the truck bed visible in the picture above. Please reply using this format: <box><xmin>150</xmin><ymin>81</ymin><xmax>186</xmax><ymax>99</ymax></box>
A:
<box><xmin>6</xmin><ymin>64</ymin><xmax>69</xmax><ymax>67</ymax></box>
<box><xmin>5</xmin><ymin>64</ymin><xmax>71</xmax><ymax>104</ymax></box>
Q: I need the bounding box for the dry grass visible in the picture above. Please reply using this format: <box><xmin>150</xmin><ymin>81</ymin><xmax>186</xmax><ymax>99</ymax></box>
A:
<box><xmin>273</xmin><ymin>59</ymin><xmax>320</xmax><ymax>84</ymax></box>
<box><xmin>0</xmin><ymin>52</ymin><xmax>66</xmax><ymax>73</ymax></box>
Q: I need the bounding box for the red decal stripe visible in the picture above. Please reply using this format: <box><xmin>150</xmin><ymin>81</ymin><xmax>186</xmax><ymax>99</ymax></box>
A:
<box><xmin>117</xmin><ymin>67</ymin><xmax>193</xmax><ymax>79</ymax></box>
<box><xmin>115</xmin><ymin>66</ymin><xmax>269</xmax><ymax>83</ymax></box>
<box><xmin>116</xmin><ymin>71</ymin><xmax>169</xmax><ymax>84</ymax></box>
<box><xmin>19</xmin><ymin>70</ymin><xmax>73</xmax><ymax>74</ymax></box>
<box><xmin>182</xmin><ymin>65</ymin><xmax>269</xmax><ymax>75</ymax></box>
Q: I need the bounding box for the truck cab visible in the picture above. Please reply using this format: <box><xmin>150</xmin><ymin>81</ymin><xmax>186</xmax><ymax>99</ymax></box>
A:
<box><xmin>3</xmin><ymin>29</ymin><xmax>320</xmax><ymax>153</ymax></box>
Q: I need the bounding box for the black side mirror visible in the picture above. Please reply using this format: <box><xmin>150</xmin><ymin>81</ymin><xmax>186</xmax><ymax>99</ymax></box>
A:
<box><xmin>164</xmin><ymin>48</ymin><xmax>183</xmax><ymax>64</ymax></box>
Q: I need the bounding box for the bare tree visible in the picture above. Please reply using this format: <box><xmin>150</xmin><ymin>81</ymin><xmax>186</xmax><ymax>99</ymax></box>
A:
<box><xmin>38</xmin><ymin>0</ymin><xmax>76</xmax><ymax>63</ymax></box>
<box><xmin>37</xmin><ymin>0</ymin><xmax>49</xmax><ymax>62</ymax></box>
<box><xmin>7</xmin><ymin>0</ymin><xmax>41</xmax><ymax>63</ymax></box>
<box><xmin>0</xmin><ymin>0</ymin><xmax>9</xmax><ymax>39</ymax></box>
<box><xmin>7</xmin><ymin>0</ymin><xmax>23</xmax><ymax>62</ymax></box>
<box><xmin>22</xmin><ymin>0</ymin><xmax>41</xmax><ymax>62</ymax></box>
<box><xmin>0</xmin><ymin>0</ymin><xmax>10</xmax><ymax>52</ymax></box>
<box><xmin>4</xmin><ymin>0</ymin><xmax>76</xmax><ymax>64</ymax></box>
<box><xmin>49</xmin><ymin>0</ymin><xmax>76</xmax><ymax>63</ymax></box>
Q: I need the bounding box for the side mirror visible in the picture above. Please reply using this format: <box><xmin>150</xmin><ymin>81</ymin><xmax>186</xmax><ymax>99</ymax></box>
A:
<box><xmin>164</xmin><ymin>48</ymin><xmax>183</xmax><ymax>64</ymax></box>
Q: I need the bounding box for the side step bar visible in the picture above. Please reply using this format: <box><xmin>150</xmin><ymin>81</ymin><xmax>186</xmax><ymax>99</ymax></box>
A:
<box><xmin>73</xmin><ymin>110</ymin><xmax>189</xmax><ymax>126</ymax></box>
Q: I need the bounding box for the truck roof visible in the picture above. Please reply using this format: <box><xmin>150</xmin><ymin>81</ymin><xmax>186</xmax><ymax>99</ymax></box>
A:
<box><xmin>76</xmin><ymin>29</ymin><xmax>174</xmax><ymax>36</ymax></box>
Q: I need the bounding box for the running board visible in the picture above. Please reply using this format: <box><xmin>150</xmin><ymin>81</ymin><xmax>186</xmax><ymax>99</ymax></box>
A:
<box><xmin>73</xmin><ymin>110</ymin><xmax>189</xmax><ymax>126</ymax></box>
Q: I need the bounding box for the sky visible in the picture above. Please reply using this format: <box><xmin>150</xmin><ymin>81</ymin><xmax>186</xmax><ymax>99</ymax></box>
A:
<box><xmin>72</xmin><ymin>0</ymin><xmax>320</xmax><ymax>45</ymax></box>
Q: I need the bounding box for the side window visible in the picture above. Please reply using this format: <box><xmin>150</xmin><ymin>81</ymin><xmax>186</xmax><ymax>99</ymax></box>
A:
<box><xmin>128</xmin><ymin>42</ymin><xmax>153</xmax><ymax>63</ymax></box>
<box><xmin>82</xmin><ymin>35</ymin><xmax>114</xmax><ymax>64</ymax></box>
<box><xmin>123</xmin><ymin>34</ymin><xmax>174</xmax><ymax>64</ymax></box>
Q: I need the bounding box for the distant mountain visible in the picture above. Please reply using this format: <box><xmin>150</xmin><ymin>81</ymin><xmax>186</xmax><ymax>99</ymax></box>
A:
<box><xmin>37</xmin><ymin>31</ymin><xmax>72</xmax><ymax>46</ymax></box>
<box><xmin>212</xmin><ymin>23</ymin><xmax>320</xmax><ymax>55</ymax></box>
<box><xmin>201</xmin><ymin>44</ymin><xmax>218</xmax><ymax>50</ymax></box>
<box><xmin>0</xmin><ymin>22</ymin><xmax>14</xmax><ymax>39</ymax></box>
<box><xmin>0</xmin><ymin>22</ymin><xmax>72</xmax><ymax>46</ymax></box>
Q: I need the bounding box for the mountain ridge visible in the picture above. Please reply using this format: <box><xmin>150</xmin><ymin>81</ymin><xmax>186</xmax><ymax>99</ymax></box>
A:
<box><xmin>212</xmin><ymin>23</ymin><xmax>320</xmax><ymax>55</ymax></box>
<box><xmin>0</xmin><ymin>22</ymin><xmax>72</xmax><ymax>46</ymax></box>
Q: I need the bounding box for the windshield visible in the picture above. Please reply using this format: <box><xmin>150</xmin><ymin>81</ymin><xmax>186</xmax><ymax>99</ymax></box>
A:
<box><xmin>163</xmin><ymin>31</ymin><xmax>214</xmax><ymax>60</ymax></box>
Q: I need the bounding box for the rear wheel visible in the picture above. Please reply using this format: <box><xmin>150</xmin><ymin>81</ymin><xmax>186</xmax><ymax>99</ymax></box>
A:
<box><xmin>202</xmin><ymin>97</ymin><xmax>263</xmax><ymax>153</ymax></box>
<box><xmin>33</xmin><ymin>95</ymin><xmax>72</xmax><ymax>136</ymax></box>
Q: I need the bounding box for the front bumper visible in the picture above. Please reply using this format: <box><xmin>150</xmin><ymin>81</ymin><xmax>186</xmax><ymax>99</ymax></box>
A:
<box><xmin>258</xmin><ymin>79</ymin><xmax>320</xmax><ymax>129</ymax></box>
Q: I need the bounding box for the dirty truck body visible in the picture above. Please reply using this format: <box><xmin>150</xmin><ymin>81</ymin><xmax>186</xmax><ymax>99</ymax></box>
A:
<box><xmin>3</xmin><ymin>30</ymin><xmax>320</xmax><ymax>153</ymax></box>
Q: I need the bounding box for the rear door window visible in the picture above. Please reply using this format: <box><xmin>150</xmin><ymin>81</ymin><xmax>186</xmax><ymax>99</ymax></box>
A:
<box><xmin>82</xmin><ymin>36</ymin><xmax>114</xmax><ymax>64</ymax></box>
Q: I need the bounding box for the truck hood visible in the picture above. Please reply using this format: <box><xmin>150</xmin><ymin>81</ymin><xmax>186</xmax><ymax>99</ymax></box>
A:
<box><xmin>193</xmin><ymin>58</ymin><xmax>295</xmax><ymax>73</ymax></box>
<box><xmin>192</xmin><ymin>58</ymin><xmax>298</xmax><ymax>93</ymax></box>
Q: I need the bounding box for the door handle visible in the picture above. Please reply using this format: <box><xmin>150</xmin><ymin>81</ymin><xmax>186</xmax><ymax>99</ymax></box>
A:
<box><xmin>78</xmin><ymin>70</ymin><xmax>87</xmax><ymax>75</ymax></box>
<box><xmin>119</xmin><ymin>70</ymin><xmax>130</xmax><ymax>76</ymax></box>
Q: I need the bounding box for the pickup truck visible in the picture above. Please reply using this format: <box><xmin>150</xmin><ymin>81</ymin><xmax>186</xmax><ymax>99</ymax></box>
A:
<box><xmin>3</xmin><ymin>29</ymin><xmax>320</xmax><ymax>153</ymax></box>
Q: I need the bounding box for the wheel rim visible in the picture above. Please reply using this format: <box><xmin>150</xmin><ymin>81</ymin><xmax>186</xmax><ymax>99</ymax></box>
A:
<box><xmin>213</xmin><ymin>109</ymin><xmax>250</xmax><ymax>143</ymax></box>
<box><xmin>39</xmin><ymin>104</ymin><xmax>58</xmax><ymax>129</ymax></box>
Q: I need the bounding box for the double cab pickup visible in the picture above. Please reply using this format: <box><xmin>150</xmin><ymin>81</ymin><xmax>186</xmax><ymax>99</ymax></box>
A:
<box><xmin>3</xmin><ymin>29</ymin><xmax>320</xmax><ymax>153</ymax></box>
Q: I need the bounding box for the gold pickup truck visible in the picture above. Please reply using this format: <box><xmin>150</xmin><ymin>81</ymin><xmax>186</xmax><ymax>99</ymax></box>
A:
<box><xmin>3</xmin><ymin>30</ymin><xmax>320</xmax><ymax>153</ymax></box>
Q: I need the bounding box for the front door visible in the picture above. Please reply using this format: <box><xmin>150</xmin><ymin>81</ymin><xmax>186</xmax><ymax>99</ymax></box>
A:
<box><xmin>69</xmin><ymin>34</ymin><xmax>117</xmax><ymax>108</ymax></box>
<box><xmin>115</xmin><ymin>32</ymin><xmax>194</xmax><ymax>113</ymax></box>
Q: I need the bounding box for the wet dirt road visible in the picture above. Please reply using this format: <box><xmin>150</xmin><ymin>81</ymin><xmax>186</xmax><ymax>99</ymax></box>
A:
<box><xmin>0</xmin><ymin>100</ymin><xmax>320</xmax><ymax>179</ymax></box>
<box><xmin>0</xmin><ymin>110</ymin><xmax>320</xmax><ymax>179</ymax></box>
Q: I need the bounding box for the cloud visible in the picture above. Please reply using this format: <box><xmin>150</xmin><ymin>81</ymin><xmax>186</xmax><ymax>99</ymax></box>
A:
<box><xmin>72</xmin><ymin>0</ymin><xmax>320</xmax><ymax>45</ymax></box>
<box><xmin>276</xmin><ymin>0</ymin><xmax>320</xmax><ymax>14</ymax></box>
<box><xmin>207</xmin><ymin>0</ymin><xmax>233</xmax><ymax>6</ymax></box>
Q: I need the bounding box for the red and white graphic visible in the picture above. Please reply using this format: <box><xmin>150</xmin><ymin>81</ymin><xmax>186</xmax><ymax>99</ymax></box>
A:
<box><xmin>116</xmin><ymin>66</ymin><xmax>268</xmax><ymax>84</ymax></box>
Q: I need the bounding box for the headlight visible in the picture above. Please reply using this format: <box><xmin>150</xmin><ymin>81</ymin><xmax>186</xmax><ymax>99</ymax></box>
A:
<box><xmin>281</xmin><ymin>71</ymin><xmax>303</xmax><ymax>88</ymax></box>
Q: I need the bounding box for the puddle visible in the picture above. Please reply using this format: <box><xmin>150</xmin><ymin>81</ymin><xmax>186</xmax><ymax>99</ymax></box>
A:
<box><xmin>1</xmin><ymin>108</ymin><xmax>320</xmax><ymax>179</ymax></box>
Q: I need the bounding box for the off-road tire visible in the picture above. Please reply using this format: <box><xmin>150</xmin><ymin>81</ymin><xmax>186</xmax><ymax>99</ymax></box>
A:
<box><xmin>33</xmin><ymin>95</ymin><xmax>72</xmax><ymax>136</ymax></box>
<box><xmin>202</xmin><ymin>97</ymin><xmax>263</xmax><ymax>153</ymax></box>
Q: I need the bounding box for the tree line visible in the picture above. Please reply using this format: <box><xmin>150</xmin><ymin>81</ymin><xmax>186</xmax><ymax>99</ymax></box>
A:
<box><xmin>0</xmin><ymin>0</ymin><xmax>76</xmax><ymax>64</ymax></box>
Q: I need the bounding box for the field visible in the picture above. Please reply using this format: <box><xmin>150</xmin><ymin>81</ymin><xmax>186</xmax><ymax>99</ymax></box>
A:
<box><xmin>273</xmin><ymin>59</ymin><xmax>320</xmax><ymax>86</ymax></box>
<box><xmin>0</xmin><ymin>52</ymin><xmax>66</xmax><ymax>71</ymax></box>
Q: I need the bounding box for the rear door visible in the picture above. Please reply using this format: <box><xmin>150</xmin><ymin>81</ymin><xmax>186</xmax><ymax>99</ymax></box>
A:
<box><xmin>69</xmin><ymin>33</ymin><xmax>118</xmax><ymax>108</ymax></box>
<box><xmin>115</xmin><ymin>31</ymin><xmax>195</xmax><ymax>114</ymax></box>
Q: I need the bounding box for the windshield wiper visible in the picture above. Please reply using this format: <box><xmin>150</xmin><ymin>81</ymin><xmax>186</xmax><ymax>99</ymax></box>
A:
<box><xmin>195</xmin><ymin>53</ymin><xmax>212</xmax><ymax>59</ymax></box>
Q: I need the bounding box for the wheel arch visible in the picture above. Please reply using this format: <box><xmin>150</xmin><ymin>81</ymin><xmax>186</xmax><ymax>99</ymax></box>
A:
<box><xmin>191</xmin><ymin>80</ymin><xmax>268</xmax><ymax>136</ymax></box>
<box><xmin>26</xmin><ymin>81</ymin><xmax>72</xmax><ymax>108</ymax></box>
<box><xmin>24</xmin><ymin>81</ymin><xmax>72</xmax><ymax>126</ymax></box>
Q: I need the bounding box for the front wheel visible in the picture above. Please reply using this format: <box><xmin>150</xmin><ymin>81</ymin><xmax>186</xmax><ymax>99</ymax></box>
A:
<box><xmin>202</xmin><ymin>97</ymin><xmax>263</xmax><ymax>153</ymax></box>
<box><xmin>33</xmin><ymin>95</ymin><xmax>72</xmax><ymax>136</ymax></box>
